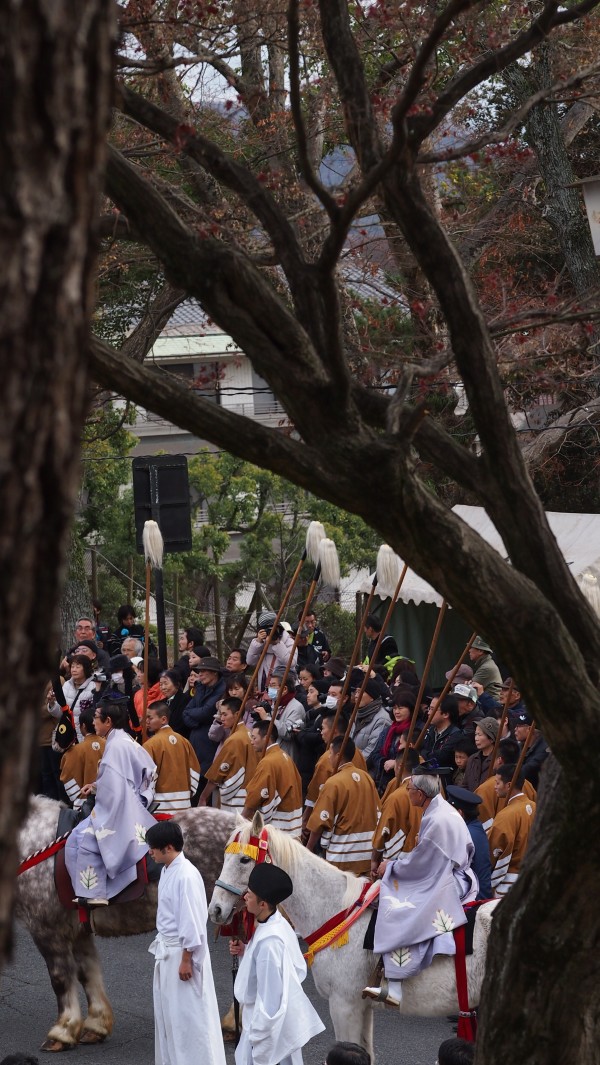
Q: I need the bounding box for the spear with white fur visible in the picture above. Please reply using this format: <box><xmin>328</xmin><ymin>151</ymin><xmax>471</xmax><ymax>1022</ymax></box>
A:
<box><xmin>336</xmin><ymin>552</ymin><xmax>408</xmax><ymax>767</ymax></box>
<box><xmin>263</xmin><ymin>536</ymin><xmax>340</xmax><ymax>751</ymax></box>
<box><xmin>142</xmin><ymin>520</ymin><xmax>164</xmax><ymax>743</ymax></box>
<box><xmin>231</xmin><ymin>521</ymin><xmax>326</xmax><ymax>730</ymax></box>
<box><xmin>324</xmin><ymin>544</ymin><xmax>398</xmax><ymax>749</ymax></box>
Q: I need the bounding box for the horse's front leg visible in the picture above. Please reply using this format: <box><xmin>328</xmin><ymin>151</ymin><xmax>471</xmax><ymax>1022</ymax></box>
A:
<box><xmin>360</xmin><ymin>1000</ymin><xmax>375</xmax><ymax>1063</ymax></box>
<box><xmin>32</xmin><ymin>929</ymin><xmax>83</xmax><ymax>1050</ymax></box>
<box><xmin>329</xmin><ymin>993</ymin><xmax>372</xmax><ymax>1053</ymax></box>
<box><xmin>73</xmin><ymin>929</ymin><xmax>114</xmax><ymax>1044</ymax></box>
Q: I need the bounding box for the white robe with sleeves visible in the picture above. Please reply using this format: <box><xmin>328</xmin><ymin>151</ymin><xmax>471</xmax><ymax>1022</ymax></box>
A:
<box><xmin>234</xmin><ymin>910</ymin><xmax>324</xmax><ymax>1065</ymax></box>
<box><xmin>149</xmin><ymin>852</ymin><xmax>226</xmax><ymax>1065</ymax></box>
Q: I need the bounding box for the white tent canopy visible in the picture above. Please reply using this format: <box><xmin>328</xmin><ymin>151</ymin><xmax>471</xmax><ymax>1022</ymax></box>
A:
<box><xmin>359</xmin><ymin>505</ymin><xmax>600</xmax><ymax>614</ymax></box>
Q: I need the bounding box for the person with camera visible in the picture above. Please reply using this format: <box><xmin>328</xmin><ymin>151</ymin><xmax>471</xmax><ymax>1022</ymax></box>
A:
<box><xmin>56</xmin><ymin>653</ymin><xmax>97</xmax><ymax>741</ymax></box>
<box><xmin>252</xmin><ymin>666</ymin><xmax>305</xmax><ymax>759</ymax></box>
<box><xmin>246</xmin><ymin>612</ymin><xmax>297</xmax><ymax>695</ymax></box>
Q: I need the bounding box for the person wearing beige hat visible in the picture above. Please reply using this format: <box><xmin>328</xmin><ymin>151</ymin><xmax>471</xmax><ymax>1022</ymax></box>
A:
<box><xmin>463</xmin><ymin>717</ymin><xmax>499</xmax><ymax>791</ymax></box>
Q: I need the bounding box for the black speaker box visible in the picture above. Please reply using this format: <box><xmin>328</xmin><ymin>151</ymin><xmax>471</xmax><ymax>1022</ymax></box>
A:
<box><xmin>132</xmin><ymin>455</ymin><xmax>193</xmax><ymax>555</ymax></box>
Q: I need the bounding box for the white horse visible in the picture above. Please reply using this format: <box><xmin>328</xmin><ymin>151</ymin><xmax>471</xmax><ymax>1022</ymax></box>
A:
<box><xmin>209</xmin><ymin>813</ymin><xmax>497</xmax><ymax>1061</ymax></box>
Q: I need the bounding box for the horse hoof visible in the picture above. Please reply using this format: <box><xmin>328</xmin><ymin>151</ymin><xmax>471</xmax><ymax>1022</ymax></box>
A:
<box><xmin>78</xmin><ymin>1031</ymin><xmax>107</xmax><ymax>1045</ymax></box>
<box><xmin>39</xmin><ymin>1039</ymin><xmax>72</xmax><ymax>1052</ymax></box>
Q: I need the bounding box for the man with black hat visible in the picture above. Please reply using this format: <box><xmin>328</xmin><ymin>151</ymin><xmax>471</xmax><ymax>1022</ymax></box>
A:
<box><xmin>230</xmin><ymin>863</ymin><xmax>324</xmax><ymax>1065</ymax></box>
<box><xmin>467</xmin><ymin>636</ymin><xmax>502</xmax><ymax>698</ymax></box>
<box><xmin>446</xmin><ymin>785</ymin><xmax>492</xmax><ymax>900</ymax></box>
<box><xmin>182</xmin><ymin>657</ymin><xmax>226</xmax><ymax>794</ymax></box>
<box><xmin>513</xmin><ymin>712</ymin><xmax>548</xmax><ymax>789</ymax></box>
<box><xmin>246</xmin><ymin>612</ymin><xmax>298</xmax><ymax>693</ymax></box>
<box><xmin>363</xmin><ymin>765</ymin><xmax>477</xmax><ymax>1008</ymax></box>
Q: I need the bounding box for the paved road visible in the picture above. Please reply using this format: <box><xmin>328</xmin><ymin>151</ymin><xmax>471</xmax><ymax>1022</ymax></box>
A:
<box><xmin>0</xmin><ymin>922</ymin><xmax>453</xmax><ymax>1064</ymax></box>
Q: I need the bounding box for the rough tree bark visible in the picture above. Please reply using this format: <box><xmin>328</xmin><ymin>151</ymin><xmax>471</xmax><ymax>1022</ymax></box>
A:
<box><xmin>0</xmin><ymin>1</ymin><xmax>114</xmax><ymax>965</ymax></box>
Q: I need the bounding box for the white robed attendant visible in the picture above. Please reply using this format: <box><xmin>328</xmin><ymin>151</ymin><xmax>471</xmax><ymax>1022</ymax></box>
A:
<box><xmin>149</xmin><ymin>847</ymin><xmax>226</xmax><ymax>1065</ymax></box>
<box><xmin>232</xmin><ymin>864</ymin><xmax>324</xmax><ymax>1065</ymax></box>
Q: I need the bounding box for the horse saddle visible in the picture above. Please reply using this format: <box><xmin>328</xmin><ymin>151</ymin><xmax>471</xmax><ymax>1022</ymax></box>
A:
<box><xmin>54</xmin><ymin>806</ymin><xmax>161</xmax><ymax>913</ymax></box>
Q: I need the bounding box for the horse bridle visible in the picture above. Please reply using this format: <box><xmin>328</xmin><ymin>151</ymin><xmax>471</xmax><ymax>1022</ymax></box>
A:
<box><xmin>215</xmin><ymin>827</ymin><xmax>271</xmax><ymax>897</ymax></box>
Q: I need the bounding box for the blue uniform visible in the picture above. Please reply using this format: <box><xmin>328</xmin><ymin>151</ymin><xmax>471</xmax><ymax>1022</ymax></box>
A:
<box><xmin>467</xmin><ymin>818</ymin><xmax>493</xmax><ymax>900</ymax></box>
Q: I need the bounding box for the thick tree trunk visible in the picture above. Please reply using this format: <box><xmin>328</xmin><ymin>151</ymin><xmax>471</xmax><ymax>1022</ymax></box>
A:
<box><xmin>0</xmin><ymin>1</ymin><xmax>114</xmax><ymax>965</ymax></box>
<box><xmin>477</xmin><ymin>756</ymin><xmax>600</xmax><ymax>1064</ymax></box>
<box><xmin>60</xmin><ymin>535</ymin><xmax>92</xmax><ymax>651</ymax></box>
<box><xmin>504</xmin><ymin>46</ymin><xmax>600</xmax><ymax>302</ymax></box>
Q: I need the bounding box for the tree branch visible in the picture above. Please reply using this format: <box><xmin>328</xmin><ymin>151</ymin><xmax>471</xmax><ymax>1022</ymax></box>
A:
<box><xmin>120</xmin><ymin>281</ymin><xmax>187</xmax><ymax>363</ymax></box>
<box><xmin>408</xmin><ymin>0</ymin><xmax>600</xmax><ymax>146</ymax></box>
<box><xmin>318</xmin><ymin>0</ymin><xmax>383</xmax><ymax>173</ymax></box>
<box><xmin>103</xmin><ymin>146</ymin><xmax>344</xmax><ymax>441</ymax></box>
<box><xmin>287</xmin><ymin>0</ymin><xmax>339</xmax><ymax>218</ymax></box>
<box><xmin>116</xmin><ymin>85</ymin><xmax>304</xmax><ymax>275</ymax></box>
<box><xmin>417</xmin><ymin>63</ymin><xmax>600</xmax><ymax>165</ymax></box>
<box><xmin>349</xmin><ymin>382</ymin><xmax>483</xmax><ymax>496</ymax></box>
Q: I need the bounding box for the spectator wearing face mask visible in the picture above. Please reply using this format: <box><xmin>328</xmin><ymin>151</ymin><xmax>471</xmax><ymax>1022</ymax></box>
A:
<box><xmin>293</xmin><ymin>682</ymin><xmax>326</xmax><ymax>795</ymax></box>
<box><xmin>251</xmin><ymin>667</ymin><xmax>305</xmax><ymax>759</ymax></box>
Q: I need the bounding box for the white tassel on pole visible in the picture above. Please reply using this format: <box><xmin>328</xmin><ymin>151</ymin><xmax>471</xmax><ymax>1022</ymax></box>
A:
<box><xmin>305</xmin><ymin>521</ymin><xmax>326</xmax><ymax>564</ymax></box>
<box><xmin>319</xmin><ymin>537</ymin><xmax>341</xmax><ymax>588</ymax></box>
<box><xmin>143</xmin><ymin>520</ymin><xmax>164</xmax><ymax>570</ymax></box>
<box><xmin>376</xmin><ymin>544</ymin><xmax>402</xmax><ymax>598</ymax></box>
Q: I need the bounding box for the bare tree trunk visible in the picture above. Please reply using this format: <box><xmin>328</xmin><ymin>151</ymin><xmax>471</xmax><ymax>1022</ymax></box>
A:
<box><xmin>0</xmin><ymin>1</ymin><xmax>115</xmax><ymax>965</ymax></box>
<box><xmin>60</xmin><ymin>535</ymin><xmax>93</xmax><ymax>651</ymax></box>
<box><xmin>478</xmin><ymin>757</ymin><xmax>600</xmax><ymax>1063</ymax></box>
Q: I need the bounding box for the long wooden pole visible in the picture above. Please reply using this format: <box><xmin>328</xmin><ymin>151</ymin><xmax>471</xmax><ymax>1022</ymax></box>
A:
<box><xmin>509</xmin><ymin>720</ymin><xmax>536</xmax><ymax>794</ymax></box>
<box><xmin>413</xmin><ymin>630</ymin><xmax>478</xmax><ymax>751</ymax></box>
<box><xmin>142</xmin><ymin>561</ymin><xmax>151</xmax><ymax>743</ymax></box>
<box><xmin>400</xmin><ymin>599</ymin><xmax>448</xmax><ymax>778</ymax></box>
<box><xmin>337</xmin><ymin>564</ymin><xmax>408</xmax><ymax>766</ymax></box>
<box><xmin>486</xmin><ymin>679</ymin><xmax>513</xmax><ymax>780</ymax></box>
<box><xmin>262</xmin><ymin>563</ymin><xmax>321</xmax><ymax>752</ymax></box>
<box><xmin>326</xmin><ymin>575</ymin><xmax>378</xmax><ymax>749</ymax></box>
<box><xmin>232</xmin><ymin>551</ymin><xmax>307</xmax><ymax>729</ymax></box>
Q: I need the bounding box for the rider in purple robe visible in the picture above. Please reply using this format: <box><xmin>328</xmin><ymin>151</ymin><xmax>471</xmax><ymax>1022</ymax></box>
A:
<box><xmin>363</xmin><ymin>765</ymin><xmax>477</xmax><ymax>1008</ymax></box>
<box><xmin>65</xmin><ymin>695</ymin><xmax>157</xmax><ymax>905</ymax></box>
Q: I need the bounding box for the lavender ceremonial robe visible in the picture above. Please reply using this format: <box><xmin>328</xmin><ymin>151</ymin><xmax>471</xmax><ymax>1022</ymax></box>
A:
<box><xmin>65</xmin><ymin>729</ymin><xmax>157</xmax><ymax>899</ymax></box>
<box><xmin>374</xmin><ymin>793</ymin><xmax>477</xmax><ymax>980</ymax></box>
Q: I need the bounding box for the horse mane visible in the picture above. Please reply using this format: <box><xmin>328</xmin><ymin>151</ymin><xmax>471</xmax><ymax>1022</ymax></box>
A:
<box><xmin>230</xmin><ymin>816</ymin><xmax>363</xmax><ymax>908</ymax></box>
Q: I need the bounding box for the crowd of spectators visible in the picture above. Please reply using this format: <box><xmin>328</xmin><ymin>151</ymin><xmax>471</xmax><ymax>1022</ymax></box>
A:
<box><xmin>38</xmin><ymin>603</ymin><xmax>545</xmax><ymax>901</ymax></box>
